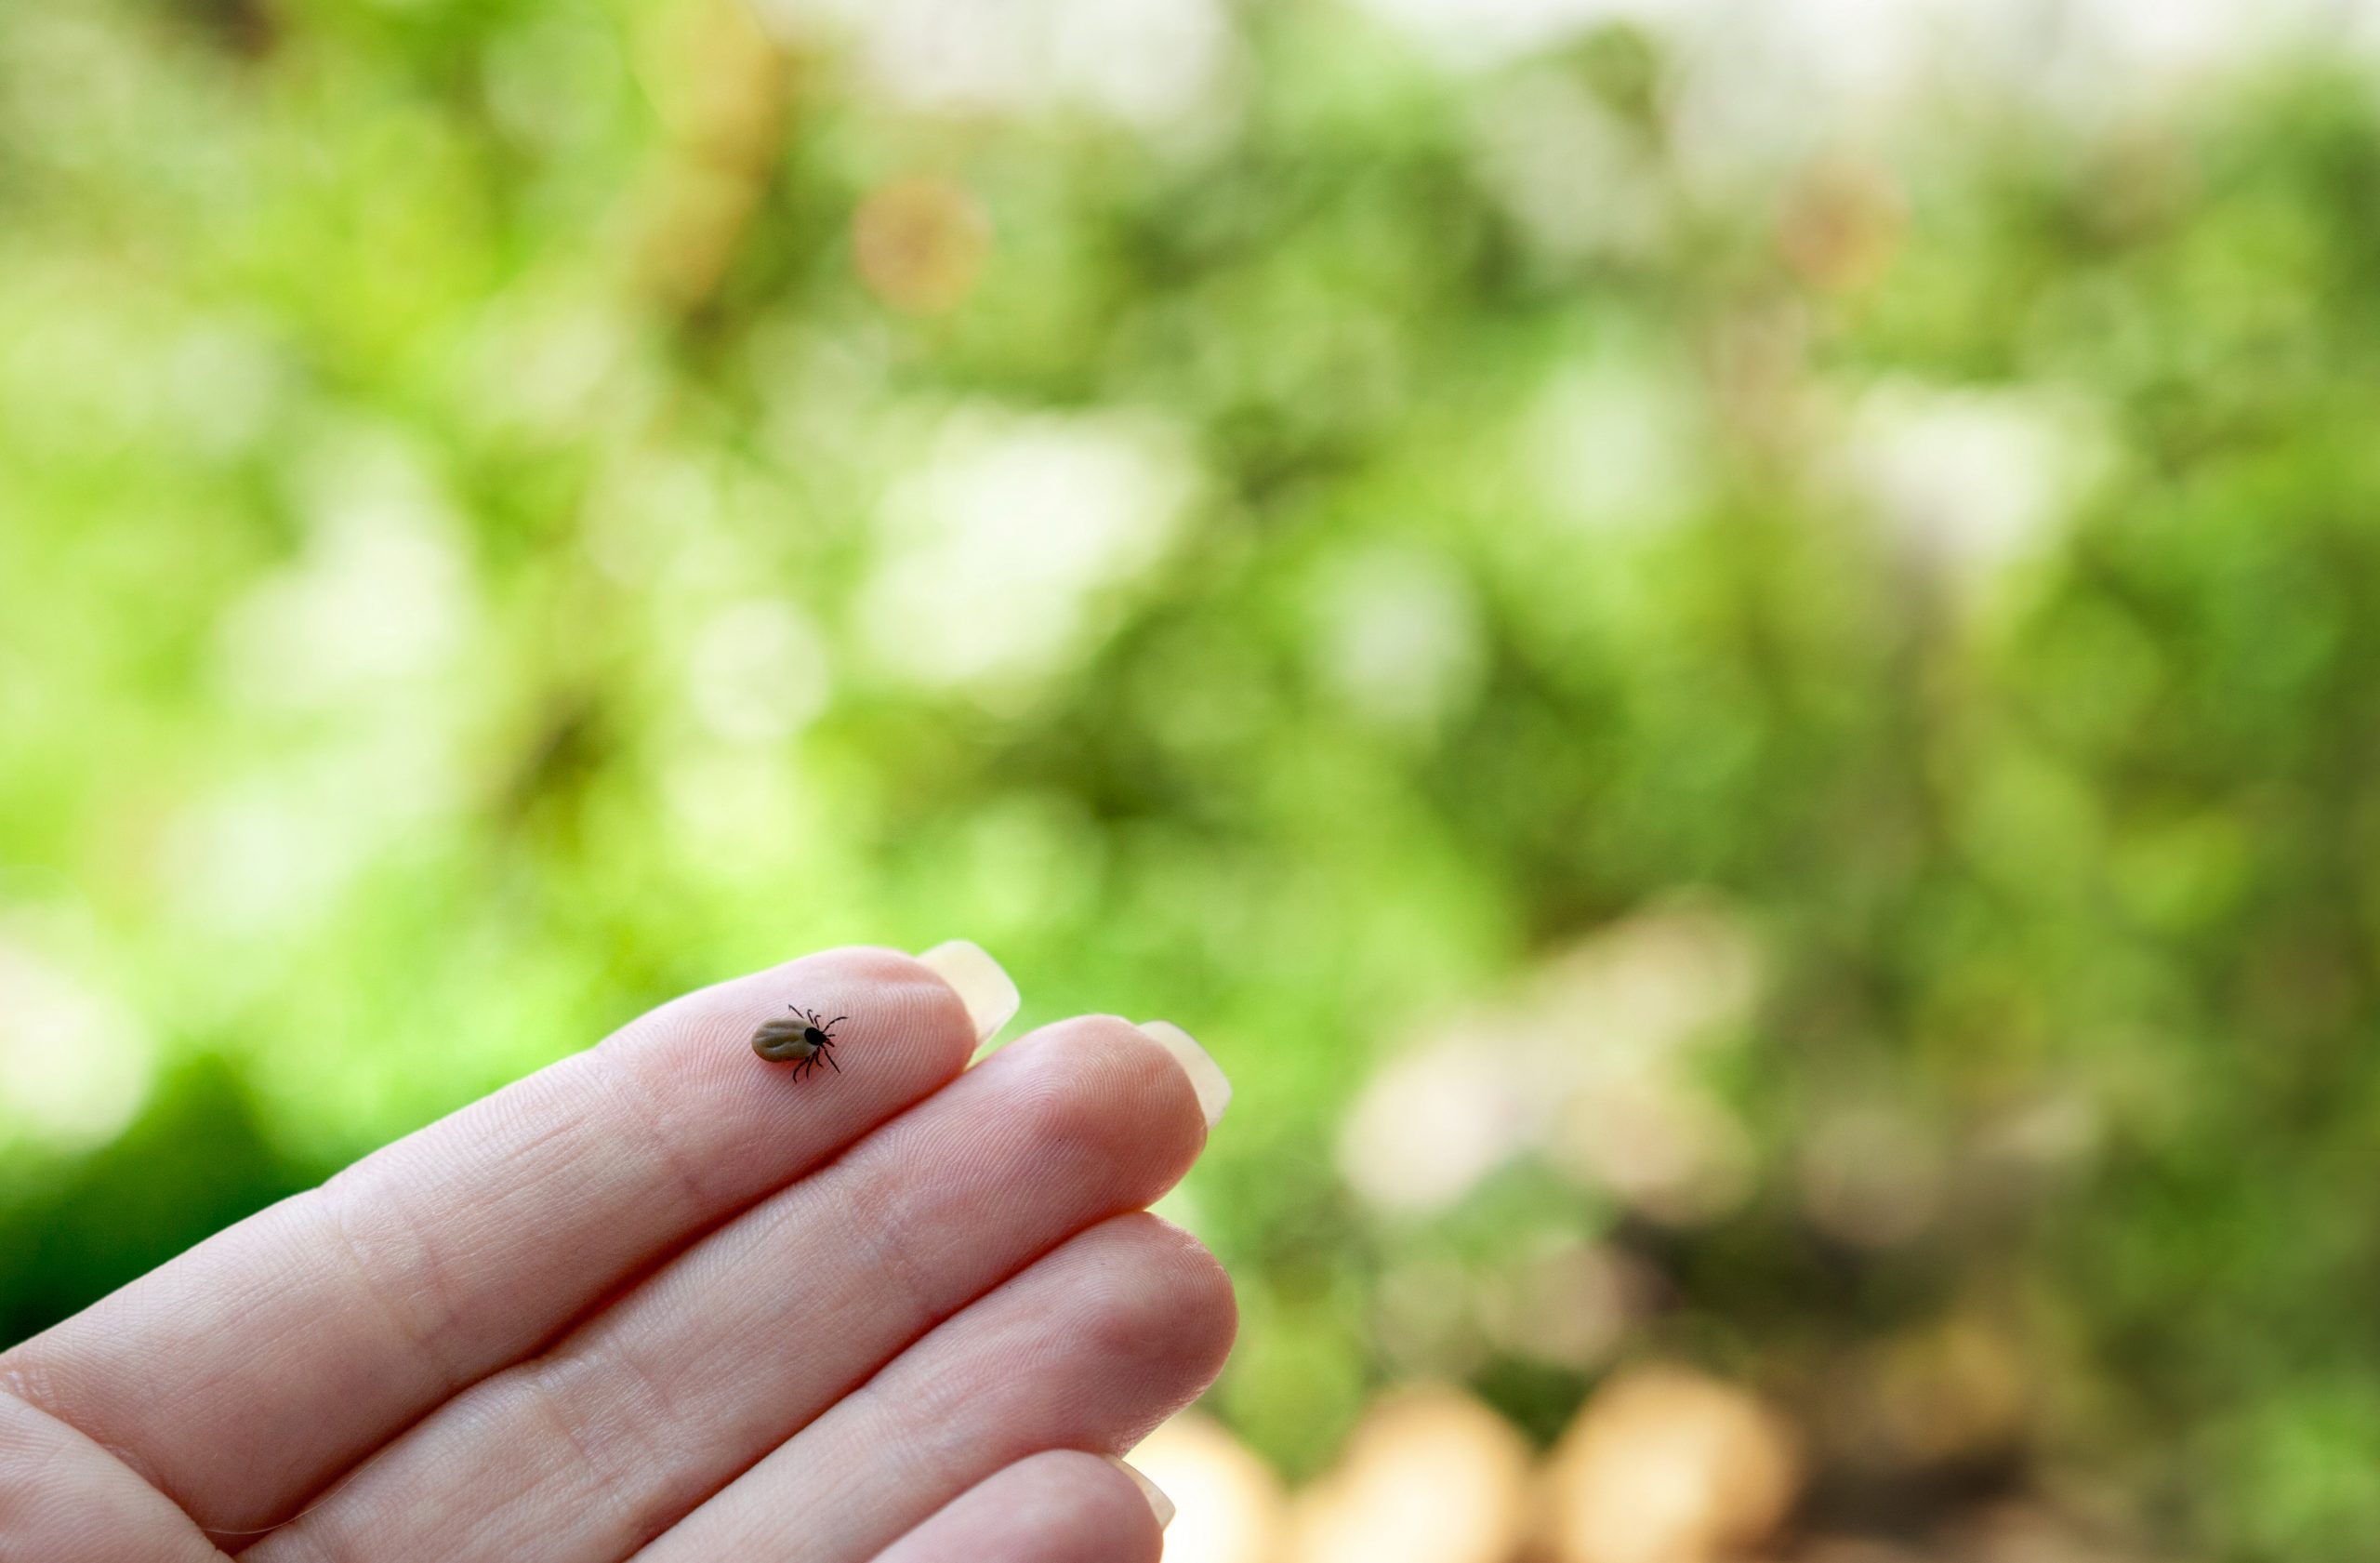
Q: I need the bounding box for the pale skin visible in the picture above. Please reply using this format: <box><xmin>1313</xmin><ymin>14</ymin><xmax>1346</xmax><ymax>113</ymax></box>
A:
<box><xmin>0</xmin><ymin>947</ymin><xmax>1236</xmax><ymax>1562</ymax></box>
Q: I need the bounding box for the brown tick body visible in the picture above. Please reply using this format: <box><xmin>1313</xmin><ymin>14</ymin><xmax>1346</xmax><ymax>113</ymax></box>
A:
<box><xmin>752</xmin><ymin>1006</ymin><xmax>845</xmax><ymax>1079</ymax></box>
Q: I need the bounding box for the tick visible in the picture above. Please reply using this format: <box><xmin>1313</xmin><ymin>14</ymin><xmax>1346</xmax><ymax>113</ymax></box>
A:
<box><xmin>752</xmin><ymin>1005</ymin><xmax>845</xmax><ymax>1079</ymax></box>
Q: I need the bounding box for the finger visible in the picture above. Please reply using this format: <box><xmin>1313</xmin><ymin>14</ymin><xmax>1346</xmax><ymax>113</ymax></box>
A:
<box><xmin>870</xmin><ymin>1451</ymin><xmax>1168</xmax><ymax>1563</ymax></box>
<box><xmin>0</xmin><ymin>1387</ymin><xmax>222</xmax><ymax>1563</ymax></box>
<box><xmin>1</xmin><ymin>943</ymin><xmax>1011</xmax><ymax>1534</ymax></box>
<box><xmin>638</xmin><ymin>1212</ymin><xmax>1236</xmax><ymax>1563</ymax></box>
<box><xmin>246</xmin><ymin>1016</ymin><xmax>1212</xmax><ymax>1563</ymax></box>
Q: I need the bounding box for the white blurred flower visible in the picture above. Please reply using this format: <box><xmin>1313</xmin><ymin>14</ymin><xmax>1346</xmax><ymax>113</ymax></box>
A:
<box><xmin>1554</xmin><ymin>1073</ymin><xmax>1756</xmax><ymax>1226</ymax></box>
<box><xmin>1534</xmin><ymin>908</ymin><xmax>1765</xmax><ymax>1223</ymax></box>
<box><xmin>1477</xmin><ymin>1240</ymin><xmax>1646</xmax><ymax>1369</ymax></box>
<box><xmin>1340</xmin><ymin>1022</ymin><xmax>1543</xmax><ymax>1213</ymax></box>
<box><xmin>1472</xmin><ymin>73</ymin><xmax>1667</xmax><ymax>263</ymax></box>
<box><xmin>584</xmin><ymin>453</ymin><xmax>722</xmax><ymax>586</ymax></box>
<box><xmin>1531</xmin><ymin>902</ymin><xmax>1765</xmax><ymax>1071</ymax></box>
<box><xmin>165</xmin><ymin>318</ymin><xmax>289</xmax><ymax>457</ymax></box>
<box><xmin>688</xmin><ymin>598</ymin><xmax>832</xmax><ymax>745</ymax></box>
<box><xmin>165</xmin><ymin>722</ymin><xmax>466</xmax><ymax>937</ymax></box>
<box><xmin>217</xmin><ymin>430</ymin><xmax>474</xmax><ymax>710</ymax></box>
<box><xmin>1352</xmin><ymin>0</ymin><xmax>2380</xmax><ymax>194</ymax></box>
<box><xmin>0</xmin><ymin>937</ymin><xmax>154</xmax><ymax>1152</ymax></box>
<box><xmin>2034</xmin><ymin>0</ymin><xmax>2375</xmax><ymax>118</ymax></box>
<box><xmin>190</xmin><ymin>431</ymin><xmax>478</xmax><ymax>936</ymax></box>
<box><xmin>1834</xmin><ymin>381</ymin><xmax>2113</xmax><ymax>585</ymax></box>
<box><xmin>762</xmin><ymin>0</ymin><xmax>1235</xmax><ymax>129</ymax></box>
<box><xmin>167</xmin><ymin>788</ymin><xmax>357</xmax><ymax>936</ymax></box>
<box><xmin>1311</xmin><ymin>546</ymin><xmax>1486</xmax><ymax>734</ymax></box>
<box><xmin>466</xmin><ymin>290</ymin><xmax>641</xmax><ymax>441</ymax></box>
<box><xmin>860</xmin><ymin>405</ymin><xmax>1198</xmax><ymax>695</ymax></box>
<box><xmin>1527</xmin><ymin>359</ymin><xmax>1708</xmax><ymax>535</ymax></box>
<box><xmin>1340</xmin><ymin>900</ymin><xmax>1765</xmax><ymax>1221</ymax></box>
<box><xmin>1129</xmin><ymin>1411</ymin><xmax>1288</xmax><ymax>1563</ymax></box>
<box><xmin>1049</xmin><ymin>0</ymin><xmax>1237</xmax><ymax>128</ymax></box>
<box><xmin>1347</xmin><ymin>0</ymin><xmax>1690</xmax><ymax>71</ymax></box>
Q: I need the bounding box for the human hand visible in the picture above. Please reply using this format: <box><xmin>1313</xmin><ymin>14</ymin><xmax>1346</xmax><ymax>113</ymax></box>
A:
<box><xmin>0</xmin><ymin>946</ymin><xmax>1235</xmax><ymax>1562</ymax></box>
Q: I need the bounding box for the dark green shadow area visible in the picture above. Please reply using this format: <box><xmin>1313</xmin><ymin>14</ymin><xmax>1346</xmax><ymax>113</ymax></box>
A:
<box><xmin>0</xmin><ymin>1060</ymin><xmax>324</xmax><ymax>1350</ymax></box>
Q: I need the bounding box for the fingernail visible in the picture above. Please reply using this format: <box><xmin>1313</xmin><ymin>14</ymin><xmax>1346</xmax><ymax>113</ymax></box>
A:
<box><xmin>1105</xmin><ymin>1457</ymin><xmax>1175</xmax><ymax>1530</ymax></box>
<box><xmin>917</xmin><ymin>940</ymin><xmax>1020</xmax><ymax>1043</ymax></box>
<box><xmin>1137</xmin><ymin>1020</ymin><xmax>1231</xmax><ymax>1131</ymax></box>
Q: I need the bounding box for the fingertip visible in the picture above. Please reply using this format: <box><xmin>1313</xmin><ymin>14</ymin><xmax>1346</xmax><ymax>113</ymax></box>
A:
<box><xmin>659</xmin><ymin>946</ymin><xmax>982</xmax><ymax>1080</ymax></box>
<box><xmin>875</xmin><ymin>1450</ymin><xmax>1166</xmax><ymax>1563</ymax></box>
<box><xmin>1071</xmin><ymin>1212</ymin><xmax>1241</xmax><ymax>1400</ymax></box>
<box><xmin>963</xmin><ymin>1015</ymin><xmax>1212</xmax><ymax>1199</ymax></box>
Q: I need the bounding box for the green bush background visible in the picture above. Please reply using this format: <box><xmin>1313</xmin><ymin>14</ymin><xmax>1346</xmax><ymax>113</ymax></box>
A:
<box><xmin>7</xmin><ymin>3</ymin><xmax>2380</xmax><ymax>1556</ymax></box>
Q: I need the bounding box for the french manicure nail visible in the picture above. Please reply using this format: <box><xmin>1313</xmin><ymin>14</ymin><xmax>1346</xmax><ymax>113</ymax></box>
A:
<box><xmin>916</xmin><ymin>940</ymin><xmax>1020</xmax><ymax>1043</ymax></box>
<box><xmin>1137</xmin><ymin>1020</ymin><xmax>1231</xmax><ymax>1131</ymax></box>
<box><xmin>1105</xmin><ymin>1457</ymin><xmax>1176</xmax><ymax>1530</ymax></box>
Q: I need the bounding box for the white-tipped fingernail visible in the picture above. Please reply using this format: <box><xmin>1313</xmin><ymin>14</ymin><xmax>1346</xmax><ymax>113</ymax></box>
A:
<box><xmin>1105</xmin><ymin>1457</ymin><xmax>1176</xmax><ymax>1530</ymax></box>
<box><xmin>1137</xmin><ymin>1020</ymin><xmax>1231</xmax><ymax>1130</ymax></box>
<box><xmin>917</xmin><ymin>940</ymin><xmax>1020</xmax><ymax>1043</ymax></box>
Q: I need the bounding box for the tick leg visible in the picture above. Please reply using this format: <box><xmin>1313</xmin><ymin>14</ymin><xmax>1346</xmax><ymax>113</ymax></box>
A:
<box><xmin>823</xmin><ymin>1048</ymin><xmax>841</xmax><ymax>1073</ymax></box>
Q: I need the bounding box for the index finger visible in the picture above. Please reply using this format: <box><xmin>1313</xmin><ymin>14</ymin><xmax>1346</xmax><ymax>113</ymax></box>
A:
<box><xmin>0</xmin><ymin>942</ymin><xmax>1014</xmax><ymax>1535</ymax></box>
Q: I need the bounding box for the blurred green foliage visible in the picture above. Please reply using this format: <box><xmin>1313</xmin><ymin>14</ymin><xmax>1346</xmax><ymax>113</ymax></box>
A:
<box><xmin>7</xmin><ymin>1</ymin><xmax>2380</xmax><ymax>1556</ymax></box>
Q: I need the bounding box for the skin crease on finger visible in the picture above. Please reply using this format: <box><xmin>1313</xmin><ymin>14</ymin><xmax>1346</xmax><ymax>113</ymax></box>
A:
<box><xmin>0</xmin><ymin>1385</ymin><xmax>226</xmax><ymax>1563</ymax></box>
<box><xmin>241</xmin><ymin>1019</ymin><xmax>1212</xmax><ymax>1563</ymax></box>
<box><xmin>871</xmin><ymin>1451</ymin><xmax>1166</xmax><ymax>1563</ymax></box>
<box><xmin>633</xmin><ymin>1212</ymin><xmax>1236</xmax><ymax>1563</ymax></box>
<box><xmin>0</xmin><ymin>948</ymin><xmax>985</xmax><ymax>1538</ymax></box>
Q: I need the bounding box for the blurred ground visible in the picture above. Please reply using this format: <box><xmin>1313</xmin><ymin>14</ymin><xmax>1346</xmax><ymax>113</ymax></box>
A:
<box><xmin>8</xmin><ymin>0</ymin><xmax>2380</xmax><ymax>1557</ymax></box>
